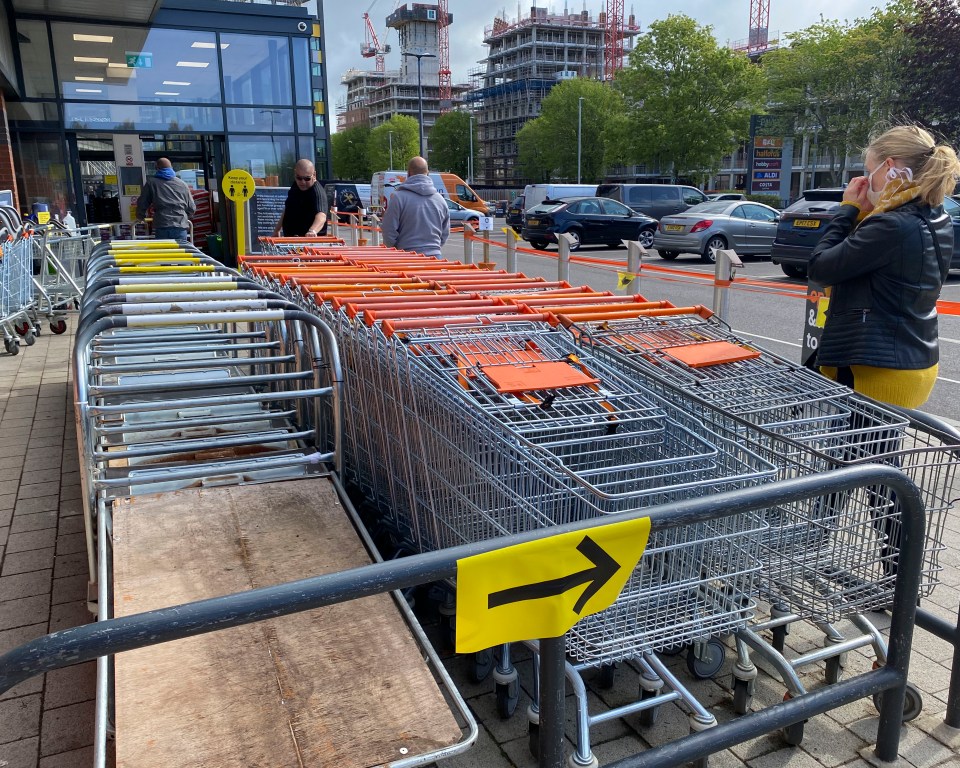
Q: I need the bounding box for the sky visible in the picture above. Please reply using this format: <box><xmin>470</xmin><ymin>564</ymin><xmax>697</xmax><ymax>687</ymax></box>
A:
<box><xmin>315</xmin><ymin>0</ymin><xmax>888</xmax><ymax>129</ymax></box>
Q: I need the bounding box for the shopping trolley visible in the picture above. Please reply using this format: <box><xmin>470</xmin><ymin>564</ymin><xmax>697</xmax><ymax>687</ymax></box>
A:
<box><xmin>0</xmin><ymin>227</ymin><xmax>38</xmax><ymax>354</ymax></box>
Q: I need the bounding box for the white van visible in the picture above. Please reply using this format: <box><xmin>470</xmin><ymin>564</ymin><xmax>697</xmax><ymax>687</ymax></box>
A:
<box><xmin>522</xmin><ymin>183</ymin><xmax>598</xmax><ymax>210</ymax></box>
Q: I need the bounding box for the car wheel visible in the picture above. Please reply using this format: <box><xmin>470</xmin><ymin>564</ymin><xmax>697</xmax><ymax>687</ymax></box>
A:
<box><xmin>702</xmin><ymin>236</ymin><xmax>727</xmax><ymax>264</ymax></box>
<box><xmin>781</xmin><ymin>263</ymin><xmax>808</xmax><ymax>280</ymax></box>
<box><xmin>564</xmin><ymin>230</ymin><xmax>582</xmax><ymax>251</ymax></box>
<box><xmin>638</xmin><ymin>226</ymin><xmax>656</xmax><ymax>249</ymax></box>
<box><xmin>530</xmin><ymin>239</ymin><xmax>550</xmax><ymax>250</ymax></box>
<box><xmin>658</xmin><ymin>251</ymin><xmax>679</xmax><ymax>260</ymax></box>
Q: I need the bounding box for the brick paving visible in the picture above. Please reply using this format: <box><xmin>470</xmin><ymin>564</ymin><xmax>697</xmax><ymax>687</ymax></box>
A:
<box><xmin>0</xmin><ymin>322</ymin><xmax>958</xmax><ymax>768</ymax></box>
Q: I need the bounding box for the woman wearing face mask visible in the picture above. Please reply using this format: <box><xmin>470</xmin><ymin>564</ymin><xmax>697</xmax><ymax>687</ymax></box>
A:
<box><xmin>808</xmin><ymin>124</ymin><xmax>960</xmax><ymax>407</ymax></box>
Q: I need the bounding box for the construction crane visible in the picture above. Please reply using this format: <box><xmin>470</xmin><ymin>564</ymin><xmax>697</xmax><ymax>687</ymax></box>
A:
<box><xmin>748</xmin><ymin>0</ymin><xmax>771</xmax><ymax>51</ymax></box>
<box><xmin>603</xmin><ymin>0</ymin><xmax>625</xmax><ymax>80</ymax></box>
<box><xmin>437</xmin><ymin>0</ymin><xmax>451</xmax><ymax>106</ymax></box>
<box><xmin>361</xmin><ymin>5</ymin><xmax>391</xmax><ymax>73</ymax></box>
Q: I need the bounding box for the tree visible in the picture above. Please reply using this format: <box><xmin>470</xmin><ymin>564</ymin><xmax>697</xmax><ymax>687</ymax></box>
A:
<box><xmin>367</xmin><ymin>116</ymin><xmax>420</xmax><ymax>171</ymax></box>
<box><xmin>515</xmin><ymin>78</ymin><xmax>626</xmax><ymax>183</ymax></box>
<box><xmin>331</xmin><ymin>125</ymin><xmax>372</xmax><ymax>180</ymax></box>
<box><xmin>615</xmin><ymin>15</ymin><xmax>767</xmax><ymax>183</ymax></box>
<box><xmin>900</xmin><ymin>0</ymin><xmax>960</xmax><ymax>145</ymax></box>
<box><xmin>428</xmin><ymin>111</ymin><xmax>479</xmax><ymax>179</ymax></box>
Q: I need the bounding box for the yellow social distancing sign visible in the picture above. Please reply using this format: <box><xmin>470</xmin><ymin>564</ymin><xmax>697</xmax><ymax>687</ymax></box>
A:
<box><xmin>455</xmin><ymin>516</ymin><xmax>651</xmax><ymax>654</ymax></box>
<box><xmin>617</xmin><ymin>272</ymin><xmax>637</xmax><ymax>289</ymax></box>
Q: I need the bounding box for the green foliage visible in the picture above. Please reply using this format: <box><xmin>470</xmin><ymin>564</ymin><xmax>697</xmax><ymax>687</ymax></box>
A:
<box><xmin>331</xmin><ymin>125</ymin><xmax>372</xmax><ymax>180</ymax></box>
<box><xmin>744</xmin><ymin>193</ymin><xmax>782</xmax><ymax>208</ymax></box>
<box><xmin>428</xmin><ymin>111</ymin><xmax>479</xmax><ymax>179</ymax></box>
<box><xmin>515</xmin><ymin>78</ymin><xmax>626</xmax><ymax>183</ymax></box>
<box><xmin>367</xmin><ymin>115</ymin><xmax>420</xmax><ymax>171</ymax></box>
<box><xmin>615</xmin><ymin>15</ymin><xmax>767</xmax><ymax>183</ymax></box>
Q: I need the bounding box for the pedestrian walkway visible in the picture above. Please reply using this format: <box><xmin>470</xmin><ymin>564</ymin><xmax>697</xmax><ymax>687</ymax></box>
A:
<box><xmin>1</xmin><ymin>320</ymin><xmax>959</xmax><ymax>768</ymax></box>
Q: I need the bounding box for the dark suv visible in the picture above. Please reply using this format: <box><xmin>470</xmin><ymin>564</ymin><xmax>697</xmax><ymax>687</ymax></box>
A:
<box><xmin>770</xmin><ymin>188</ymin><xmax>845</xmax><ymax>278</ymax></box>
<box><xmin>521</xmin><ymin>196</ymin><xmax>657</xmax><ymax>251</ymax></box>
<box><xmin>597</xmin><ymin>183</ymin><xmax>708</xmax><ymax>220</ymax></box>
<box><xmin>505</xmin><ymin>195</ymin><xmax>525</xmax><ymax>231</ymax></box>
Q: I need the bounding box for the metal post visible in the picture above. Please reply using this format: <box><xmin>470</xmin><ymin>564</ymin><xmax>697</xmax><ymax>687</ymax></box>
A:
<box><xmin>482</xmin><ymin>239</ymin><xmax>491</xmax><ymax>266</ymax></box>
<box><xmin>505</xmin><ymin>227</ymin><xmax>518</xmax><ymax>273</ymax></box>
<box><xmin>556</xmin><ymin>232</ymin><xmax>573</xmax><ymax>283</ymax></box>
<box><xmin>577</xmin><ymin>97</ymin><xmax>584</xmax><ymax>185</ymax></box>
<box><xmin>712</xmin><ymin>248</ymin><xmax>742</xmax><ymax>322</ymax></box>
<box><xmin>468</xmin><ymin>114</ymin><xmax>474</xmax><ymax>184</ymax></box>
<box><xmin>330</xmin><ymin>208</ymin><xmax>339</xmax><ymax>239</ymax></box>
<box><xmin>538</xmin><ymin>635</ymin><xmax>566</xmax><ymax>768</ymax></box>
<box><xmin>403</xmin><ymin>51</ymin><xmax>436</xmax><ymax>159</ymax></box>
<box><xmin>389</xmin><ymin>131</ymin><xmax>394</xmax><ymax>169</ymax></box>
<box><xmin>369</xmin><ymin>214</ymin><xmax>381</xmax><ymax>247</ymax></box>
<box><xmin>463</xmin><ymin>222</ymin><xmax>475</xmax><ymax>264</ymax></box>
<box><xmin>625</xmin><ymin>240</ymin><xmax>643</xmax><ymax>296</ymax></box>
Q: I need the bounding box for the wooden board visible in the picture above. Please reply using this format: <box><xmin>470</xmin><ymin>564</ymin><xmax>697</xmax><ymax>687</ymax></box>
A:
<box><xmin>112</xmin><ymin>479</ymin><xmax>461</xmax><ymax>768</ymax></box>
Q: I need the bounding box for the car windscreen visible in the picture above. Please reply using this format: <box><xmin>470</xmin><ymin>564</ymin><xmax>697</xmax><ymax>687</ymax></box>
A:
<box><xmin>784</xmin><ymin>198</ymin><xmax>842</xmax><ymax>214</ymax></box>
<box><xmin>685</xmin><ymin>202</ymin><xmax>732</xmax><ymax>214</ymax></box>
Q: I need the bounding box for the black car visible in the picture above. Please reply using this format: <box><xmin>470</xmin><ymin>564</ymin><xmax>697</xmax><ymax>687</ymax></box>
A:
<box><xmin>493</xmin><ymin>199</ymin><xmax>509</xmax><ymax>217</ymax></box>
<box><xmin>506</xmin><ymin>194</ymin><xmax>525</xmax><ymax>231</ymax></box>
<box><xmin>770</xmin><ymin>188</ymin><xmax>845</xmax><ymax>279</ymax></box>
<box><xmin>943</xmin><ymin>196</ymin><xmax>960</xmax><ymax>269</ymax></box>
<box><xmin>521</xmin><ymin>196</ymin><xmax>658</xmax><ymax>251</ymax></box>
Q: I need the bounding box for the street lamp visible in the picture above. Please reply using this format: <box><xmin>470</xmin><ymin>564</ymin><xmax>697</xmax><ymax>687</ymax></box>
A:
<box><xmin>468</xmin><ymin>114</ymin><xmax>474</xmax><ymax>183</ymax></box>
<box><xmin>388</xmin><ymin>130</ymin><xmax>394</xmax><ymax>169</ymax></box>
<box><xmin>577</xmin><ymin>97</ymin><xmax>584</xmax><ymax>184</ymax></box>
<box><xmin>402</xmin><ymin>50</ymin><xmax>436</xmax><ymax>158</ymax></box>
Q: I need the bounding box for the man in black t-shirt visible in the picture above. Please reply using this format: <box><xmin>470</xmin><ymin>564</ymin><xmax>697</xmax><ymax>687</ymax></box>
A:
<box><xmin>273</xmin><ymin>159</ymin><xmax>328</xmax><ymax>237</ymax></box>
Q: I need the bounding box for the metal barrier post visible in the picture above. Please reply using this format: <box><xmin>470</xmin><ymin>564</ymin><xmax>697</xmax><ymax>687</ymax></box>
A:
<box><xmin>330</xmin><ymin>208</ymin><xmax>339</xmax><ymax>239</ymax></box>
<box><xmin>712</xmin><ymin>249</ymin><xmax>743</xmax><ymax>322</ymax></box>
<box><xmin>538</xmin><ymin>635</ymin><xmax>566</xmax><ymax>768</ymax></box>
<box><xmin>556</xmin><ymin>232</ymin><xmax>574</xmax><ymax>284</ymax></box>
<box><xmin>350</xmin><ymin>215</ymin><xmax>359</xmax><ymax>247</ymax></box>
<box><xmin>369</xmin><ymin>214</ymin><xmax>381</xmax><ymax>247</ymax></box>
<box><xmin>504</xmin><ymin>227</ymin><xmax>519</xmax><ymax>273</ymax></box>
<box><xmin>482</xmin><ymin>239</ymin><xmax>491</xmax><ymax>266</ymax></box>
<box><xmin>625</xmin><ymin>240</ymin><xmax>644</xmax><ymax>296</ymax></box>
<box><xmin>463</xmin><ymin>223</ymin><xmax>475</xmax><ymax>265</ymax></box>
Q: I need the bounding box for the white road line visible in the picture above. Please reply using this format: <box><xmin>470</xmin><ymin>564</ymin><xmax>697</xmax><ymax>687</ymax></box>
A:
<box><xmin>937</xmin><ymin>336</ymin><xmax>960</xmax><ymax>345</ymax></box>
<box><xmin>732</xmin><ymin>329</ymin><xmax>802</xmax><ymax>348</ymax></box>
<box><xmin>936</xmin><ymin>376</ymin><xmax>960</xmax><ymax>385</ymax></box>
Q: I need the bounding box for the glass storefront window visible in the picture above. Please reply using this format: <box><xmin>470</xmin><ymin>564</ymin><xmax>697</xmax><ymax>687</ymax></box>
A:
<box><xmin>298</xmin><ymin>137</ymin><xmax>313</xmax><ymax>165</ymax></box>
<box><xmin>15</xmin><ymin>134</ymin><xmax>75</xmax><ymax>220</ymax></box>
<box><xmin>19</xmin><ymin>21</ymin><xmax>56</xmax><ymax>99</ymax></box>
<box><xmin>296</xmin><ymin>109</ymin><xmax>313</xmax><ymax>134</ymax></box>
<box><xmin>221</xmin><ymin>34</ymin><xmax>291</xmax><ymax>106</ymax></box>
<box><xmin>292</xmin><ymin>38</ymin><xmax>310</xmax><ymax>107</ymax></box>
<box><xmin>228</xmin><ymin>135</ymin><xmax>296</xmax><ymax>186</ymax></box>
<box><xmin>7</xmin><ymin>102</ymin><xmax>59</xmax><ymax>129</ymax></box>
<box><xmin>52</xmin><ymin>23</ymin><xmax>222</xmax><ymax>103</ymax></box>
<box><xmin>63</xmin><ymin>102</ymin><xmax>223</xmax><ymax>132</ymax></box>
<box><xmin>226</xmin><ymin>108</ymin><xmax>294</xmax><ymax>133</ymax></box>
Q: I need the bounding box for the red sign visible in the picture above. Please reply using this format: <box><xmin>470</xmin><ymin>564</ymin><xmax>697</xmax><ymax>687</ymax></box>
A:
<box><xmin>754</xmin><ymin>136</ymin><xmax>783</xmax><ymax>148</ymax></box>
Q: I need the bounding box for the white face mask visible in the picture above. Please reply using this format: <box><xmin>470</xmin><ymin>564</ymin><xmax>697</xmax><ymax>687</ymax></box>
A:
<box><xmin>866</xmin><ymin>163</ymin><xmax>913</xmax><ymax>206</ymax></box>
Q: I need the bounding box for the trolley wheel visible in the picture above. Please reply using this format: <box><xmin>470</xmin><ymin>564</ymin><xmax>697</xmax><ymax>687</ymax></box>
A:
<box><xmin>686</xmin><ymin>639</ymin><xmax>726</xmax><ymax>679</ymax></box>
<box><xmin>528</xmin><ymin>722</ymin><xmax>539</xmax><ymax>759</ymax></box>
<box><xmin>50</xmin><ymin>319</ymin><xmax>67</xmax><ymax>335</ymax></box>
<box><xmin>638</xmin><ymin>686</ymin><xmax>659</xmax><ymax>727</ymax></box>
<box><xmin>496</xmin><ymin>677</ymin><xmax>520</xmax><ymax>719</ymax></box>
<box><xmin>13</xmin><ymin>321</ymin><xmax>29</xmax><ymax>336</ymax></box>
<box><xmin>782</xmin><ymin>720</ymin><xmax>805</xmax><ymax>745</ymax></box>
<box><xmin>470</xmin><ymin>649</ymin><xmax>494</xmax><ymax>684</ymax></box>
<box><xmin>825</xmin><ymin>655</ymin><xmax>843</xmax><ymax>684</ymax></box>
<box><xmin>659</xmin><ymin>642</ymin><xmax>687</xmax><ymax>657</ymax></box>
<box><xmin>4</xmin><ymin>337</ymin><xmax>19</xmax><ymax>355</ymax></box>
<box><xmin>771</xmin><ymin>625</ymin><xmax>787</xmax><ymax>654</ymax></box>
<box><xmin>22</xmin><ymin>331</ymin><xmax>35</xmax><ymax>346</ymax></box>
<box><xmin>598</xmin><ymin>663</ymin><xmax>616</xmax><ymax>689</ymax></box>
<box><xmin>732</xmin><ymin>677</ymin><xmax>752</xmax><ymax>714</ymax></box>
<box><xmin>873</xmin><ymin>684</ymin><xmax>923</xmax><ymax>722</ymax></box>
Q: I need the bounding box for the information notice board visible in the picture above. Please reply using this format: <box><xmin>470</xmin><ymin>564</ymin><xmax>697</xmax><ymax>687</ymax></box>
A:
<box><xmin>249</xmin><ymin>186</ymin><xmax>287</xmax><ymax>252</ymax></box>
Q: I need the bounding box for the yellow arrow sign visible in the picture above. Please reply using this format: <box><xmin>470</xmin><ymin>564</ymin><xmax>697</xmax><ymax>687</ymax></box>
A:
<box><xmin>455</xmin><ymin>517</ymin><xmax>651</xmax><ymax>653</ymax></box>
<box><xmin>617</xmin><ymin>271</ymin><xmax>636</xmax><ymax>289</ymax></box>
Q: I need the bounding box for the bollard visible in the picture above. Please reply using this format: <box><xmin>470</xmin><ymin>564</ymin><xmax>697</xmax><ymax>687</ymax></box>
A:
<box><xmin>330</xmin><ymin>207</ymin><xmax>339</xmax><ymax>239</ymax></box>
<box><xmin>369</xmin><ymin>214</ymin><xmax>381</xmax><ymax>247</ymax></box>
<box><xmin>556</xmin><ymin>232</ymin><xmax>575</xmax><ymax>284</ymax></box>
<box><xmin>624</xmin><ymin>240</ymin><xmax>645</xmax><ymax>296</ymax></box>
<box><xmin>504</xmin><ymin>227</ymin><xmax>519</xmax><ymax>273</ymax></box>
<box><xmin>463</xmin><ymin>223</ymin><xmax>475</xmax><ymax>264</ymax></box>
<box><xmin>712</xmin><ymin>248</ymin><xmax>743</xmax><ymax>322</ymax></box>
<box><xmin>350</xmin><ymin>213</ymin><xmax>359</xmax><ymax>246</ymax></box>
<box><xmin>482</xmin><ymin>239</ymin><xmax>491</xmax><ymax>266</ymax></box>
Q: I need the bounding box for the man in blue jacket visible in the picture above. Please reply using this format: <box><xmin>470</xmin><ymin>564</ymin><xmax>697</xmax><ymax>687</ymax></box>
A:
<box><xmin>381</xmin><ymin>156</ymin><xmax>450</xmax><ymax>256</ymax></box>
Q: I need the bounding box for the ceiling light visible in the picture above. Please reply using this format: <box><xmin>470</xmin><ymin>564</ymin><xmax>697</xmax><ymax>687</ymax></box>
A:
<box><xmin>74</xmin><ymin>56</ymin><xmax>109</xmax><ymax>64</ymax></box>
<box><xmin>176</xmin><ymin>61</ymin><xmax>209</xmax><ymax>68</ymax></box>
<box><xmin>75</xmin><ymin>76</ymin><xmax>104</xmax><ymax>82</ymax></box>
<box><xmin>76</xmin><ymin>88</ymin><xmax>103</xmax><ymax>93</ymax></box>
<box><xmin>191</xmin><ymin>41</ymin><xmax>229</xmax><ymax>49</ymax></box>
<box><xmin>162</xmin><ymin>81</ymin><xmax>191</xmax><ymax>86</ymax></box>
<box><xmin>107</xmin><ymin>61</ymin><xmax>130</xmax><ymax>68</ymax></box>
<box><xmin>73</xmin><ymin>33</ymin><xmax>114</xmax><ymax>43</ymax></box>
<box><xmin>154</xmin><ymin>91</ymin><xmax>180</xmax><ymax>96</ymax></box>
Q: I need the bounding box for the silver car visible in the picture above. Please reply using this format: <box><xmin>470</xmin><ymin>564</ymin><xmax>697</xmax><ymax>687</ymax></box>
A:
<box><xmin>653</xmin><ymin>201</ymin><xmax>780</xmax><ymax>263</ymax></box>
<box><xmin>446</xmin><ymin>198</ymin><xmax>481</xmax><ymax>225</ymax></box>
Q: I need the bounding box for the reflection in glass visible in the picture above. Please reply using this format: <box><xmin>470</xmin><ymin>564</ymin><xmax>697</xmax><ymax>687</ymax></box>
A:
<box><xmin>19</xmin><ymin>21</ymin><xmax>56</xmax><ymax>98</ymax></box>
<box><xmin>226</xmin><ymin>108</ymin><xmax>294</xmax><ymax>133</ymax></box>
<box><xmin>297</xmin><ymin>109</ymin><xmax>313</xmax><ymax>134</ymax></box>
<box><xmin>63</xmin><ymin>102</ymin><xmax>224</xmax><ymax>132</ymax></box>
<box><xmin>16</xmin><ymin>134</ymin><xmax>75</xmax><ymax>220</ymax></box>
<box><xmin>52</xmin><ymin>23</ymin><xmax>222</xmax><ymax>103</ymax></box>
<box><xmin>292</xmin><ymin>37</ymin><xmax>311</xmax><ymax>107</ymax></box>
<box><xmin>6</xmin><ymin>102</ymin><xmax>59</xmax><ymax>128</ymax></box>
<box><xmin>229</xmin><ymin>135</ymin><xmax>296</xmax><ymax>186</ymax></box>
<box><xmin>221</xmin><ymin>34</ymin><xmax>292</xmax><ymax>106</ymax></box>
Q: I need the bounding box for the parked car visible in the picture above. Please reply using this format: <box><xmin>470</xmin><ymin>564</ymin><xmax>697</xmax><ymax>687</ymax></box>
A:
<box><xmin>446</xmin><ymin>198</ymin><xmax>481</xmax><ymax>225</ymax></box>
<box><xmin>506</xmin><ymin>194</ymin><xmax>525</xmax><ymax>231</ymax></box>
<box><xmin>523</xmin><ymin>183</ymin><xmax>598</xmax><ymax>211</ymax></box>
<box><xmin>596</xmin><ymin>183</ymin><xmax>708</xmax><ymax>220</ymax></box>
<box><xmin>707</xmin><ymin>192</ymin><xmax>746</xmax><ymax>201</ymax></box>
<box><xmin>653</xmin><ymin>200</ymin><xmax>780</xmax><ymax>264</ymax></box>
<box><xmin>942</xmin><ymin>195</ymin><xmax>960</xmax><ymax>269</ymax></box>
<box><xmin>521</xmin><ymin>196</ymin><xmax>658</xmax><ymax>251</ymax></box>
<box><xmin>770</xmin><ymin>189</ymin><xmax>846</xmax><ymax>278</ymax></box>
<box><xmin>493</xmin><ymin>199</ymin><xmax>509</xmax><ymax>217</ymax></box>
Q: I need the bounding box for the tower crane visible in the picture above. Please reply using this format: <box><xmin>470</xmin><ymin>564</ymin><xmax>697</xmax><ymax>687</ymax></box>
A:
<box><xmin>361</xmin><ymin>4</ymin><xmax>391</xmax><ymax>73</ymax></box>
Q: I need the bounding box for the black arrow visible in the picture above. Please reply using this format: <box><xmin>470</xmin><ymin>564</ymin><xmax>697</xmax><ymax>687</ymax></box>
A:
<box><xmin>487</xmin><ymin>535</ymin><xmax>621</xmax><ymax>615</ymax></box>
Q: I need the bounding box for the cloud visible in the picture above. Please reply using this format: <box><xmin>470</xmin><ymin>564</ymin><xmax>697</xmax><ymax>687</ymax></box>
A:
<box><xmin>317</xmin><ymin>0</ymin><xmax>884</xmax><ymax>129</ymax></box>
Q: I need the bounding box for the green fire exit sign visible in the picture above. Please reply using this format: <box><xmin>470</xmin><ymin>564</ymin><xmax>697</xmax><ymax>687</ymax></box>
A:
<box><xmin>125</xmin><ymin>52</ymin><xmax>153</xmax><ymax>68</ymax></box>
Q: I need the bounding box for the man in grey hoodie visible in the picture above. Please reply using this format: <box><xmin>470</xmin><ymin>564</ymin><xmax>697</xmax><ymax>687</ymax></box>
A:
<box><xmin>381</xmin><ymin>156</ymin><xmax>450</xmax><ymax>256</ymax></box>
<box><xmin>136</xmin><ymin>157</ymin><xmax>196</xmax><ymax>243</ymax></box>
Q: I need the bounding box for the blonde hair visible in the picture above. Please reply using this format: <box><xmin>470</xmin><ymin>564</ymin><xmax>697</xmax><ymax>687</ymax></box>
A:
<box><xmin>867</xmin><ymin>124</ymin><xmax>960</xmax><ymax>207</ymax></box>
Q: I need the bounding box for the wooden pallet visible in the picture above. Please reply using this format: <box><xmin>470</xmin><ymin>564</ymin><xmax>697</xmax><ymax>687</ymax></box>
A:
<box><xmin>112</xmin><ymin>478</ymin><xmax>461</xmax><ymax>767</ymax></box>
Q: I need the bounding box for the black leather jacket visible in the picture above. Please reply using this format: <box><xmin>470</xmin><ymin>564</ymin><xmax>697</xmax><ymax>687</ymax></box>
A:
<box><xmin>808</xmin><ymin>200</ymin><xmax>952</xmax><ymax>370</ymax></box>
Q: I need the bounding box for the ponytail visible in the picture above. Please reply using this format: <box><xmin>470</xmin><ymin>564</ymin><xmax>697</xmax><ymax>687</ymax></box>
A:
<box><xmin>916</xmin><ymin>144</ymin><xmax>960</xmax><ymax>207</ymax></box>
<box><xmin>867</xmin><ymin>124</ymin><xmax>960</xmax><ymax>206</ymax></box>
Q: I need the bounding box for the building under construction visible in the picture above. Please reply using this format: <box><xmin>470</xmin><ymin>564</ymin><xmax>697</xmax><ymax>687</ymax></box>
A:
<box><xmin>469</xmin><ymin>6</ymin><xmax>639</xmax><ymax>187</ymax></box>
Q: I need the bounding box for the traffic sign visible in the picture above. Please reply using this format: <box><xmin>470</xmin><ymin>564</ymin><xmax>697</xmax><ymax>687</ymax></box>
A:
<box><xmin>455</xmin><ymin>516</ymin><xmax>650</xmax><ymax>653</ymax></box>
<box><xmin>222</xmin><ymin>169</ymin><xmax>255</xmax><ymax>202</ymax></box>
